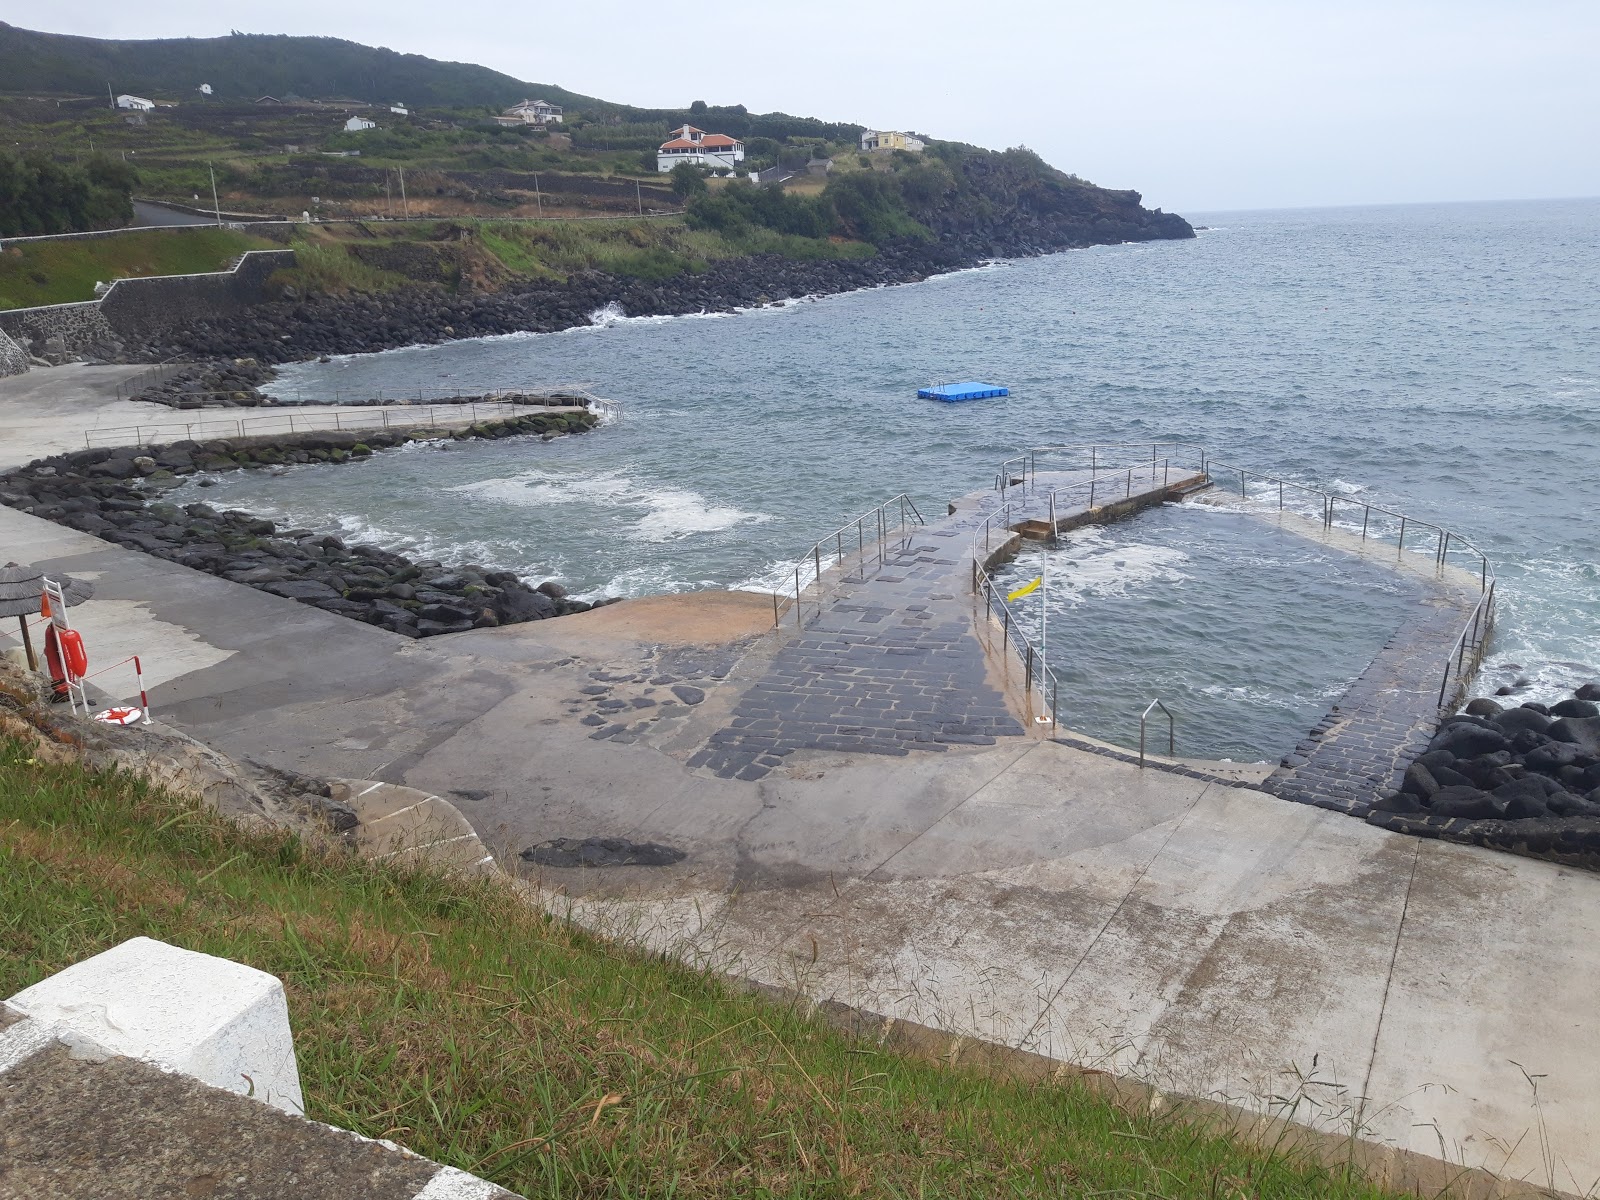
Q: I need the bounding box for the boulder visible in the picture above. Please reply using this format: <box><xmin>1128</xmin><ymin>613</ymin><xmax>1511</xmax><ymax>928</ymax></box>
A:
<box><xmin>1452</xmin><ymin>758</ymin><xmax>1514</xmax><ymax>792</ymax></box>
<box><xmin>1428</xmin><ymin>786</ymin><xmax>1507</xmax><ymax>821</ymax></box>
<box><xmin>1463</xmin><ymin>697</ymin><xmax>1503</xmax><ymax>717</ymax></box>
<box><xmin>262</xmin><ymin>580</ymin><xmax>341</xmax><ymax>602</ymax></box>
<box><xmin>1491</xmin><ymin>707</ymin><xmax>1550</xmax><ymax>737</ymax></box>
<box><xmin>1549</xmin><ymin>699</ymin><xmax>1600</xmax><ymax>720</ymax></box>
<box><xmin>1428</xmin><ymin>723</ymin><xmax>1510</xmax><ymax>759</ymax></box>
<box><xmin>1373</xmin><ymin>791</ymin><xmax>1424</xmax><ymax>815</ymax></box>
<box><xmin>1575</xmin><ymin>682</ymin><xmax>1600</xmax><ymax>702</ymax></box>
<box><xmin>1401</xmin><ymin>762</ymin><xmax>1439</xmax><ymax>799</ymax></box>
<box><xmin>1492</xmin><ymin>776</ymin><xmax>1551</xmax><ymax>820</ymax></box>
<box><xmin>1415</xmin><ymin>749</ymin><xmax>1457</xmax><ymax>773</ymax></box>
<box><xmin>1546</xmin><ymin>716</ymin><xmax>1600</xmax><ymax>756</ymax></box>
<box><xmin>491</xmin><ymin>588</ymin><xmax>556</xmax><ymax>624</ymax></box>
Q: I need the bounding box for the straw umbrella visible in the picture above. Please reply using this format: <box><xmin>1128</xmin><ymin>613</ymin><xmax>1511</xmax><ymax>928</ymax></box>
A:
<box><xmin>0</xmin><ymin>563</ymin><xmax>95</xmax><ymax>672</ymax></box>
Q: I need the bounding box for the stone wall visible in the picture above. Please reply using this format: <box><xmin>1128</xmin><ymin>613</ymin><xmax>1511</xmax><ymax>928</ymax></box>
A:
<box><xmin>0</xmin><ymin>249</ymin><xmax>295</xmax><ymax>362</ymax></box>
<box><xmin>0</xmin><ymin>302</ymin><xmax>120</xmax><ymax>363</ymax></box>
<box><xmin>0</xmin><ymin>327</ymin><xmax>29</xmax><ymax>377</ymax></box>
<box><xmin>98</xmin><ymin>250</ymin><xmax>296</xmax><ymax>343</ymax></box>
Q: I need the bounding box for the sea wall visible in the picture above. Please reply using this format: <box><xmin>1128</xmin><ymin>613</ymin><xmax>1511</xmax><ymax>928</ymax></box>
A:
<box><xmin>0</xmin><ymin>302</ymin><xmax>121</xmax><ymax>363</ymax></box>
<box><xmin>98</xmin><ymin>250</ymin><xmax>297</xmax><ymax>343</ymax></box>
<box><xmin>0</xmin><ymin>327</ymin><xmax>29</xmax><ymax>377</ymax></box>
<box><xmin>0</xmin><ymin>249</ymin><xmax>296</xmax><ymax>363</ymax></box>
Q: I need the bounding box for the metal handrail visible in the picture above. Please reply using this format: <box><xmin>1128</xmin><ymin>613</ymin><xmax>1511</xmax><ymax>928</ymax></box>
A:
<box><xmin>1139</xmin><ymin>699</ymin><xmax>1174</xmax><ymax>767</ymax></box>
<box><xmin>997</xmin><ymin>442</ymin><xmax>1209</xmax><ymax>499</ymax></box>
<box><xmin>770</xmin><ymin>493</ymin><xmax>927</xmax><ymax>629</ymax></box>
<box><xmin>1201</xmin><ymin>456</ymin><xmax>1497</xmax><ymax>712</ymax></box>
<box><xmin>988</xmin><ymin>441</ymin><xmax>1499</xmax><ymax>719</ymax></box>
<box><xmin>80</xmin><ymin>399</ymin><xmax>584</xmax><ymax>450</ymax></box>
<box><xmin>973</xmin><ymin>567</ymin><xmax>1063</xmax><ymax>731</ymax></box>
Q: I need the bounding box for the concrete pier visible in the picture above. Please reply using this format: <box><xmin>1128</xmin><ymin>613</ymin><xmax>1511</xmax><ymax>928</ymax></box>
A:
<box><xmin>1</xmin><ymin>368</ymin><xmax>1595</xmax><ymax>1193</ymax></box>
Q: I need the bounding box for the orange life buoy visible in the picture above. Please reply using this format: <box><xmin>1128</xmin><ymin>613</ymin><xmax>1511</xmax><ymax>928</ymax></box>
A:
<box><xmin>57</xmin><ymin>629</ymin><xmax>88</xmax><ymax>679</ymax></box>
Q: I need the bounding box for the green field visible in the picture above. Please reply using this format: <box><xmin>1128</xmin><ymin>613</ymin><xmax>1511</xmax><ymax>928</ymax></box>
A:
<box><xmin>0</xmin><ymin>736</ymin><xmax>1409</xmax><ymax>1199</ymax></box>
<box><xmin>0</xmin><ymin>225</ymin><xmax>275</xmax><ymax>308</ymax></box>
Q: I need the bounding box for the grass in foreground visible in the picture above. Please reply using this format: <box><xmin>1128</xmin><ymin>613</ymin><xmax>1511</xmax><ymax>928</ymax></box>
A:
<box><xmin>0</xmin><ymin>226</ymin><xmax>276</xmax><ymax>309</ymax></box>
<box><xmin>0</xmin><ymin>737</ymin><xmax>1405</xmax><ymax>1199</ymax></box>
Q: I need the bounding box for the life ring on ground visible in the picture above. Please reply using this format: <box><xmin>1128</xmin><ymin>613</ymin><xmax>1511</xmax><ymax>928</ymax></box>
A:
<box><xmin>94</xmin><ymin>706</ymin><xmax>144</xmax><ymax>726</ymax></box>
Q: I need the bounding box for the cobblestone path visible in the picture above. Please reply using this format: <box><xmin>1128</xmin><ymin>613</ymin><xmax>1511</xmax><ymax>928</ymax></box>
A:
<box><xmin>689</xmin><ymin>511</ymin><xmax>1026</xmax><ymax>781</ymax></box>
<box><xmin>1264</xmin><ymin>597</ymin><xmax>1476</xmax><ymax>816</ymax></box>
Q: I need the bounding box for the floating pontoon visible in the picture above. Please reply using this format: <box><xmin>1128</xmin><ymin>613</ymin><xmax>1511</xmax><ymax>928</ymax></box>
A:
<box><xmin>917</xmin><ymin>381</ymin><xmax>1009</xmax><ymax>402</ymax></box>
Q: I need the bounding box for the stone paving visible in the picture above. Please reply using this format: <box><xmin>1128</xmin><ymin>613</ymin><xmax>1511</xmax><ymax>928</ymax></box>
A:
<box><xmin>689</xmin><ymin>518</ymin><xmax>1025</xmax><ymax>781</ymax></box>
<box><xmin>1264</xmin><ymin>597</ymin><xmax>1476</xmax><ymax>817</ymax></box>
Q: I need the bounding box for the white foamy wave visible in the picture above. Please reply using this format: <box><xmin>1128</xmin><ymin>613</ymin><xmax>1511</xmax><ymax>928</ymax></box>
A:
<box><xmin>633</xmin><ymin>487</ymin><xmax>763</xmax><ymax>541</ymax></box>
<box><xmin>1039</xmin><ymin>529</ymin><xmax>1191</xmax><ymax>604</ymax></box>
<box><xmin>446</xmin><ymin>468</ymin><xmax>766</xmax><ymax>542</ymax></box>
<box><xmin>587</xmin><ymin>301</ymin><xmax>627</xmax><ymax>326</ymax></box>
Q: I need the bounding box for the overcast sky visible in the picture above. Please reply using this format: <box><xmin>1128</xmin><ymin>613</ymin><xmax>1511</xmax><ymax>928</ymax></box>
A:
<box><xmin>25</xmin><ymin>0</ymin><xmax>1600</xmax><ymax>213</ymax></box>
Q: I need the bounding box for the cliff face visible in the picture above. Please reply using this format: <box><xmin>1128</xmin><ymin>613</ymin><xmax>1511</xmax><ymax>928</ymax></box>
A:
<box><xmin>907</xmin><ymin>146</ymin><xmax>1193</xmax><ymax>253</ymax></box>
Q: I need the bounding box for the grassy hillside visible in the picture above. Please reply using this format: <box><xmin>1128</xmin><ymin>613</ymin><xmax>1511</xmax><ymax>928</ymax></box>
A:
<box><xmin>0</xmin><ymin>225</ymin><xmax>275</xmax><ymax>308</ymax></box>
<box><xmin>279</xmin><ymin>218</ymin><xmax>870</xmax><ymax>294</ymax></box>
<box><xmin>0</xmin><ymin>736</ymin><xmax>1405</xmax><ymax>1199</ymax></box>
<box><xmin>0</xmin><ymin>22</ymin><xmax>593</xmax><ymax>109</ymax></box>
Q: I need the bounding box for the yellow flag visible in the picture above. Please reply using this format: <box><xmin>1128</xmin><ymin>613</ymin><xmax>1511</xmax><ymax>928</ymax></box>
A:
<box><xmin>1006</xmin><ymin>576</ymin><xmax>1042</xmax><ymax>602</ymax></box>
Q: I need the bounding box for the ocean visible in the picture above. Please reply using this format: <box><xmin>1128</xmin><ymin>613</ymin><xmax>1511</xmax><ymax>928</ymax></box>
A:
<box><xmin>184</xmin><ymin>198</ymin><xmax>1600</xmax><ymax>759</ymax></box>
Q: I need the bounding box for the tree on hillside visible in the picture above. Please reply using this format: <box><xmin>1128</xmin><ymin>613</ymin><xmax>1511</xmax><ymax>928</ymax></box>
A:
<box><xmin>0</xmin><ymin>152</ymin><xmax>136</xmax><ymax>236</ymax></box>
<box><xmin>668</xmin><ymin>162</ymin><xmax>708</xmax><ymax>199</ymax></box>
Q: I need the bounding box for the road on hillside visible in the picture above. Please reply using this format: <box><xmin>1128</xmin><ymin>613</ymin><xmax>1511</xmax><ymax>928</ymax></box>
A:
<box><xmin>130</xmin><ymin>201</ymin><xmax>214</xmax><ymax>227</ymax></box>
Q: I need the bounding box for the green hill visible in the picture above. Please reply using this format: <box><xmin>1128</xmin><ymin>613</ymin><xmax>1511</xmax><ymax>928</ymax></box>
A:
<box><xmin>0</xmin><ymin>22</ymin><xmax>594</xmax><ymax>109</ymax></box>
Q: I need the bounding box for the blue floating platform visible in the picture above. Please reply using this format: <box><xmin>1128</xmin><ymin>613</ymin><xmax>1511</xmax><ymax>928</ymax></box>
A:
<box><xmin>918</xmin><ymin>381</ymin><xmax>1009</xmax><ymax>402</ymax></box>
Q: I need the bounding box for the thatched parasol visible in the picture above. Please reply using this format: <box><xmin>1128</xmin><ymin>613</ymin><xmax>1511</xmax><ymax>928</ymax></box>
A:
<box><xmin>0</xmin><ymin>563</ymin><xmax>94</xmax><ymax>672</ymax></box>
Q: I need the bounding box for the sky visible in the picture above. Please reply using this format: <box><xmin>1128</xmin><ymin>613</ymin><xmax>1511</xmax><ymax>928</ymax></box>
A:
<box><xmin>18</xmin><ymin>0</ymin><xmax>1600</xmax><ymax>213</ymax></box>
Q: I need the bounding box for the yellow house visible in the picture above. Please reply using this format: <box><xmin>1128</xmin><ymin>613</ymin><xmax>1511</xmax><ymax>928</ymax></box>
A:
<box><xmin>860</xmin><ymin>130</ymin><xmax>926</xmax><ymax>153</ymax></box>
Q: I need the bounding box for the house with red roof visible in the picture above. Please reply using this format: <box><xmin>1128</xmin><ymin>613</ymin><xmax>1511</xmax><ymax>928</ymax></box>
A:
<box><xmin>656</xmin><ymin>124</ymin><xmax>745</xmax><ymax>174</ymax></box>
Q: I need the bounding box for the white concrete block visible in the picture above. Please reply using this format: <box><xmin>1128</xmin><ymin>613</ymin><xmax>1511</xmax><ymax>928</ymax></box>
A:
<box><xmin>6</xmin><ymin>936</ymin><xmax>305</xmax><ymax>1115</ymax></box>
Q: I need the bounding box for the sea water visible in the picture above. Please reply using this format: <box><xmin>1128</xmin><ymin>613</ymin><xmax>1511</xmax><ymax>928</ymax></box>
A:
<box><xmin>185</xmin><ymin>198</ymin><xmax>1600</xmax><ymax>758</ymax></box>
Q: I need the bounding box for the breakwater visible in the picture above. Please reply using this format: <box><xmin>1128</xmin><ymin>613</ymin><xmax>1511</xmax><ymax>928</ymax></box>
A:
<box><xmin>0</xmin><ymin>409</ymin><xmax>604</xmax><ymax>637</ymax></box>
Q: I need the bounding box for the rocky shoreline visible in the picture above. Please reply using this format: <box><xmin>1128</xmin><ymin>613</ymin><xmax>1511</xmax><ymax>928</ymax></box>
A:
<box><xmin>1369</xmin><ymin>685</ymin><xmax>1600</xmax><ymax>867</ymax></box>
<box><xmin>0</xmin><ymin>409</ymin><xmax>606</xmax><ymax>638</ymax></box>
<box><xmin>125</xmin><ymin>230</ymin><xmax>1182</xmax><ymax>366</ymax></box>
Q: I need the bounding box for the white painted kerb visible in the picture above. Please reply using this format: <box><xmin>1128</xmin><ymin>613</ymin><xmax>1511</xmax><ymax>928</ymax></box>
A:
<box><xmin>6</xmin><ymin>935</ymin><xmax>305</xmax><ymax>1115</ymax></box>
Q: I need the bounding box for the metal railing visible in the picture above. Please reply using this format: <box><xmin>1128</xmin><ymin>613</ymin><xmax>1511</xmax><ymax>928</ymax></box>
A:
<box><xmin>997</xmin><ymin>442</ymin><xmax>1209</xmax><ymax>500</ymax></box>
<box><xmin>983</xmin><ymin>441</ymin><xmax>1499</xmax><ymax>723</ymax></box>
<box><xmin>1198</xmin><ymin>457</ymin><xmax>1497</xmax><ymax>711</ymax></box>
<box><xmin>1139</xmin><ymin>700</ymin><xmax>1174</xmax><ymax>767</ymax></box>
<box><xmin>82</xmin><ymin>399</ymin><xmax>586</xmax><ymax>450</ymax></box>
<box><xmin>769</xmin><ymin>493</ymin><xmax>926</xmax><ymax>629</ymax></box>
<box><xmin>114</xmin><ymin>360</ymin><xmax>185</xmax><ymax>401</ymax></box>
<box><xmin>973</xmin><ymin>560</ymin><xmax>1063</xmax><ymax>732</ymax></box>
<box><xmin>122</xmin><ymin>376</ymin><xmax>602</xmax><ymax>408</ymax></box>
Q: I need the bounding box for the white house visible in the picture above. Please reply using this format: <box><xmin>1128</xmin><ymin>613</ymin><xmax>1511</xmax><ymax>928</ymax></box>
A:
<box><xmin>500</xmin><ymin>99</ymin><xmax>563</xmax><ymax>126</ymax></box>
<box><xmin>389</xmin><ymin>104</ymin><xmax>409</xmax><ymax>116</ymax></box>
<box><xmin>343</xmin><ymin>116</ymin><xmax>377</xmax><ymax>133</ymax></box>
<box><xmin>656</xmin><ymin>124</ymin><xmax>745</xmax><ymax>173</ymax></box>
<box><xmin>116</xmin><ymin>95</ymin><xmax>155</xmax><ymax>112</ymax></box>
<box><xmin>860</xmin><ymin>130</ymin><xmax>925</xmax><ymax>153</ymax></box>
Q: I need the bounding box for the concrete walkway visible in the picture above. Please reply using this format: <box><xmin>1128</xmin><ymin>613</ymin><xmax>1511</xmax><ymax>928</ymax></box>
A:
<box><xmin>1</xmin><ymin>372</ymin><xmax>1596</xmax><ymax>1192</ymax></box>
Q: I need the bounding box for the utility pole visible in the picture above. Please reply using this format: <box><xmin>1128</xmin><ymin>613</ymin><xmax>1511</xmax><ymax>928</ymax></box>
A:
<box><xmin>398</xmin><ymin>166</ymin><xmax>408</xmax><ymax>218</ymax></box>
<box><xmin>208</xmin><ymin>161</ymin><xmax>222</xmax><ymax>226</ymax></box>
<box><xmin>635</xmin><ymin>178</ymin><xmax>642</xmax><ymax>215</ymax></box>
<box><xmin>107</xmin><ymin>82</ymin><xmax>114</xmax><ymax>111</ymax></box>
<box><xmin>385</xmin><ymin>170</ymin><xmax>392</xmax><ymax>217</ymax></box>
<box><xmin>533</xmin><ymin>172</ymin><xmax>542</xmax><ymax>218</ymax></box>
